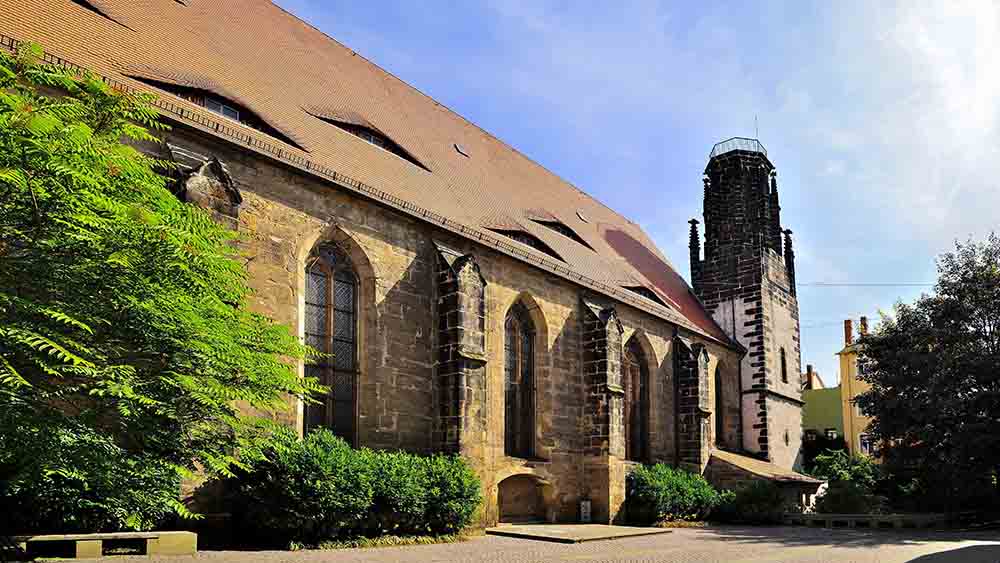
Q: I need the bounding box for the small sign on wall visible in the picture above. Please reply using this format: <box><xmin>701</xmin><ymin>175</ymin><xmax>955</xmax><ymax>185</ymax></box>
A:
<box><xmin>580</xmin><ymin>499</ymin><xmax>592</xmax><ymax>523</ymax></box>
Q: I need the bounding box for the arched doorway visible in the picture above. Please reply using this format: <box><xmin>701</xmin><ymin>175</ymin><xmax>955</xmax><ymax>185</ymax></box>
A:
<box><xmin>498</xmin><ymin>474</ymin><xmax>546</xmax><ymax>523</ymax></box>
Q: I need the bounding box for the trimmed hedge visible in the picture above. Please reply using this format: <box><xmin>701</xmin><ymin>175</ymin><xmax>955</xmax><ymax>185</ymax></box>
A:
<box><xmin>625</xmin><ymin>464</ymin><xmax>722</xmax><ymax>524</ymax></box>
<box><xmin>228</xmin><ymin>429</ymin><xmax>481</xmax><ymax>547</ymax></box>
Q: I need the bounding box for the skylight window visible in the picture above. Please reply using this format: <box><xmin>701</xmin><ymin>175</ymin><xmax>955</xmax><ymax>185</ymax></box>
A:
<box><xmin>532</xmin><ymin>219</ymin><xmax>593</xmax><ymax>250</ymax></box>
<box><xmin>489</xmin><ymin>229</ymin><xmax>563</xmax><ymax>262</ymax></box>
<box><xmin>623</xmin><ymin>285</ymin><xmax>668</xmax><ymax>308</ymax></box>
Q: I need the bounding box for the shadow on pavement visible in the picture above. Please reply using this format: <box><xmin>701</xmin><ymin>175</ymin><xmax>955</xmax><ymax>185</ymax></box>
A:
<box><xmin>689</xmin><ymin>525</ymin><xmax>1000</xmax><ymax>549</ymax></box>
<box><xmin>906</xmin><ymin>544</ymin><xmax>1000</xmax><ymax>562</ymax></box>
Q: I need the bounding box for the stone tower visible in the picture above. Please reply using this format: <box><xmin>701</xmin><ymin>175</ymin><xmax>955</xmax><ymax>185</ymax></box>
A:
<box><xmin>689</xmin><ymin>138</ymin><xmax>803</xmax><ymax>469</ymax></box>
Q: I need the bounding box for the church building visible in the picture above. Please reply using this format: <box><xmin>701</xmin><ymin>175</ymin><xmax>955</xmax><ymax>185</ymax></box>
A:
<box><xmin>2</xmin><ymin>0</ymin><xmax>820</xmax><ymax>525</ymax></box>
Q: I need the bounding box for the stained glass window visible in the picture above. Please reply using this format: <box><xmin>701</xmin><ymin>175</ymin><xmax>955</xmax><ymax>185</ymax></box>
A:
<box><xmin>303</xmin><ymin>244</ymin><xmax>358</xmax><ymax>444</ymax></box>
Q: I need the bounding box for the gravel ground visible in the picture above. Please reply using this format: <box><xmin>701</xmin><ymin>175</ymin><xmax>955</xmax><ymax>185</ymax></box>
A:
<box><xmin>86</xmin><ymin>526</ymin><xmax>1000</xmax><ymax>563</ymax></box>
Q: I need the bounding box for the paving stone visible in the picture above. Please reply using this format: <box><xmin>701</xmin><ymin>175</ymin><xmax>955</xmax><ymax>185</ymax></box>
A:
<box><xmin>87</xmin><ymin>526</ymin><xmax>1000</xmax><ymax>563</ymax></box>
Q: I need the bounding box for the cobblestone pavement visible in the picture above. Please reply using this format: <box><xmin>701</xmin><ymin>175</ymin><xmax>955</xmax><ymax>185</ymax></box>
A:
<box><xmin>97</xmin><ymin>526</ymin><xmax>1000</xmax><ymax>563</ymax></box>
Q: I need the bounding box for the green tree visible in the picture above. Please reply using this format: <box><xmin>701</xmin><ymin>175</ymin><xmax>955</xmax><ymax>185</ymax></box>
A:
<box><xmin>855</xmin><ymin>234</ymin><xmax>1000</xmax><ymax>511</ymax></box>
<box><xmin>0</xmin><ymin>45</ymin><xmax>322</xmax><ymax>532</ymax></box>
<box><xmin>801</xmin><ymin>435</ymin><xmax>848</xmax><ymax>474</ymax></box>
<box><xmin>809</xmin><ymin>449</ymin><xmax>879</xmax><ymax>490</ymax></box>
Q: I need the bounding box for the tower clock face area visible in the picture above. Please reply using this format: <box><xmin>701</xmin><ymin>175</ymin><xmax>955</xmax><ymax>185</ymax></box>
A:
<box><xmin>690</xmin><ymin>137</ymin><xmax>804</xmax><ymax>469</ymax></box>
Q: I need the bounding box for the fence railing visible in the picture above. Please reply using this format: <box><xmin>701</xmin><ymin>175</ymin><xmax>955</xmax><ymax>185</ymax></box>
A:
<box><xmin>709</xmin><ymin>137</ymin><xmax>767</xmax><ymax>159</ymax></box>
<box><xmin>0</xmin><ymin>30</ymin><xmax>722</xmax><ymax>342</ymax></box>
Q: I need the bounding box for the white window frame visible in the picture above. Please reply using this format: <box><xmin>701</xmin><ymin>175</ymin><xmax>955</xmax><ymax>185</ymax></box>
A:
<box><xmin>205</xmin><ymin>97</ymin><xmax>240</xmax><ymax>122</ymax></box>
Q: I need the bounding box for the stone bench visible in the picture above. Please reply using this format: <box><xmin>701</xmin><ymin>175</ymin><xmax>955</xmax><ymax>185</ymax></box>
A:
<box><xmin>782</xmin><ymin>512</ymin><xmax>948</xmax><ymax>529</ymax></box>
<box><xmin>12</xmin><ymin>531</ymin><xmax>196</xmax><ymax>559</ymax></box>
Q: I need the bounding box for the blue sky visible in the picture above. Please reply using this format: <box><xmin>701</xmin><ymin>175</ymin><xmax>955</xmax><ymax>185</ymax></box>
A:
<box><xmin>274</xmin><ymin>1</ymin><xmax>1000</xmax><ymax>384</ymax></box>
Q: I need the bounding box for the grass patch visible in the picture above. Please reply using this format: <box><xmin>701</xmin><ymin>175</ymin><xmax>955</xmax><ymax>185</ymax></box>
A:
<box><xmin>294</xmin><ymin>532</ymin><xmax>472</xmax><ymax>551</ymax></box>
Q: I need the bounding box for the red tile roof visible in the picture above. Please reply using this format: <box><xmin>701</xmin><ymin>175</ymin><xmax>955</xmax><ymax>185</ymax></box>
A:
<box><xmin>1</xmin><ymin>0</ymin><xmax>732</xmax><ymax>344</ymax></box>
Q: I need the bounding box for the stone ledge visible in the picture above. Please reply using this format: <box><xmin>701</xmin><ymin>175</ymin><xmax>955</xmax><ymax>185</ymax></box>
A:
<box><xmin>13</xmin><ymin>531</ymin><xmax>197</xmax><ymax>559</ymax></box>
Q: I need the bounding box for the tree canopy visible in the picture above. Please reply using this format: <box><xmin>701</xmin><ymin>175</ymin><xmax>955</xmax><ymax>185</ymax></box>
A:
<box><xmin>0</xmin><ymin>45</ymin><xmax>322</xmax><ymax>531</ymax></box>
<box><xmin>855</xmin><ymin>234</ymin><xmax>1000</xmax><ymax>510</ymax></box>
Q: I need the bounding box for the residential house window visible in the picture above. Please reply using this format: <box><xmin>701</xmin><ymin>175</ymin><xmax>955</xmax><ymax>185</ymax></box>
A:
<box><xmin>859</xmin><ymin>433</ymin><xmax>873</xmax><ymax>456</ymax></box>
<box><xmin>622</xmin><ymin>339</ymin><xmax>649</xmax><ymax>462</ymax></box>
<box><xmin>804</xmin><ymin>429</ymin><xmax>818</xmax><ymax>442</ymax></box>
<box><xmin>504</xmin><ymin>302</ymin><xmax>535</xmax><ymax>458</ymax></box>
<box><xmin>825</xmin><ymin>428</ymin><xmax>838</xmax><ymax>440</ymax></box>
<box><xmin>304</xmin><ymin>244</ymin><xmax>358</xmax><ymax>444</ymax></box>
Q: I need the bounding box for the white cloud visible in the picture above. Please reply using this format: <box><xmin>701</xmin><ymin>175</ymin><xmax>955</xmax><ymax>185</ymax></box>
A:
<box><xmin>276</xmin><ymin>0</ymin><xmax>1000</xmax><ymax>384</ymax></box>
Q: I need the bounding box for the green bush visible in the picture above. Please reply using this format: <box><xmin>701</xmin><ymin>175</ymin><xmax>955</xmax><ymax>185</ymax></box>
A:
<box><xmin>0</xmin><ymin>415</ymin><xmax>180</xmax><ymax>533</ymax></box>
<box><xmin>625</xmin><ymin>464</ymin><xmax>721</xmax><ymax>524</ymax></box>
<box><xmin>809</xmin><ymin>450</ymin><xmax>880</xmax><ymax>490</ymax></box>
<box><xmin>713</xmin><ymin>481</ymin><xmax>787</xmax><ymax>524</ymax></box>
<box><xmin>422</xmin><ymin>453</ymin><xmax>482</xmax><ymax>535</ymax></box>
<box><xmin>229</xmin><ymin>430</ymin><xmax>481</xmax><ymax>546</ymax></box>
<box><xmin>815</xmin><ymin>481</ymin><xmax>886</xmax><ymax>514</ymax></box>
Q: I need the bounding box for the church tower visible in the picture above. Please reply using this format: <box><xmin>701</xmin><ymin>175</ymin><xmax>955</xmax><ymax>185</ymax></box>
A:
<box><xmin>689</xmin><ymin>138</ymin><xmax>803</xmax><ymax>469</ymax></box>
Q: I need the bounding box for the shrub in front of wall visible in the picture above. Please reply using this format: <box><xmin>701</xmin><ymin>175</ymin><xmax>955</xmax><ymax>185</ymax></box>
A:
<box><xmin>422</xmin><ymin>453</ymin><xmax>482</xmax><ymax>535</ymax></box>
<box><xmin>815</xmin><ymin>481</ymin><xmax>886</xmax><ymax>515</ymax></box>
<box><xmin>229</xmin><ymin>429</ymin><xmax>375</xmax><ymax>546</ymax></box>
<box><xmin>228</xmin><ymin>429</ymin><xmax>481</xmax><ymax>547</ymax></box>
<box><xmin>626</xmin><ymin>464</ymin><xmax>722</xmax><ymax>524</ymax></box>
<box><xmin>368</xmin><ymin>450</ymin><xmax>429</xmax><ymax>535</ymax></box>
<box><xmin>712</xmin><ymin>481</ymin><xmax>788</xmax><ymax>524</ymax></box>
<box><xmin>809</xmin><ymin>449</ymin><xmax>880</xmax><ymax>490</ymax></box>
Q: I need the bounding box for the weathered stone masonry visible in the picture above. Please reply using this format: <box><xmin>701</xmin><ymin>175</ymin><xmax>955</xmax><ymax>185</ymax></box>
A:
<box><xmin>149</xmin><ymin>124</ymin><xmax>750</xmax><ymax>526</ymax></box>
<box><xmin>432</xmin><ymin>242</ymin><xmax>488</xmax><ymax>465</ymax></box>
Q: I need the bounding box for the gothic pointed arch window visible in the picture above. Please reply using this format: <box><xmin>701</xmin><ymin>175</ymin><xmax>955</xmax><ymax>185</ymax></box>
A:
<box><xmin>304</xmin><ymin>243</ymin><xmax>358</xmax><ymax>444</ymax></box>
<box><xmin>622</xmin><ymin>338</ymin><xmax>649</xmax><ymax>462</ymax></box>
<box><xmin>504</xmin><ymin>302</ymin><xmax>535</xmax><ymax>458</ymax></box>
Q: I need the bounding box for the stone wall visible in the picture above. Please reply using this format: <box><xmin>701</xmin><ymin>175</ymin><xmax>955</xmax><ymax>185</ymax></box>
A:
<box><xmin>148</xmin><ymin>124</ymin><xmax>745</xmax><ymax>526</ymax></box>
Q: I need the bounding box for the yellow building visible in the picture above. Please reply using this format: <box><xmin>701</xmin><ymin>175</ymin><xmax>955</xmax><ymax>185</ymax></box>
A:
<box><xmin>838</xmin><ymin>317</ymin><xmax>876</xmax><ymax>458</ymax></box>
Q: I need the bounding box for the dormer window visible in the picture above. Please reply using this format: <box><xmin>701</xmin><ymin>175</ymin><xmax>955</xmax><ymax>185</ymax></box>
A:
<box><xmin>127</xmin><ymin>75</ymin><xmax>306</xmax><ymax>151</ymax></box>
<box><xmin>623</xmin><ymin>285</ymin><xmax>668</xmax><ymax>308</ymax></box>
<box><xmin>532</xmin><ymin>219</ymin><xmax>593</xmax><ymax>250</ymax></box>
<box><xmin>489</xmin><ymin>229</ymin><xmax>563</xmax><ymax>262</ymax></box>
<box><xmin>307</xmin><ymin>111</ymin><xmax>429</xmax><ymax>172</ymax></box>
<box><xmin>340</xmin><ymin>123</ymin><xmax>390</xmax><ymax>150</ymax></box>
<box><xmin>205</xmin><ymin>97</ymin><xmax>239</xmax><ymax>121</ymax></box>
<box><xmin>72</xmin><ymin>0</ymin><xmax>132</xmax><ymax>30</ymax></box>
